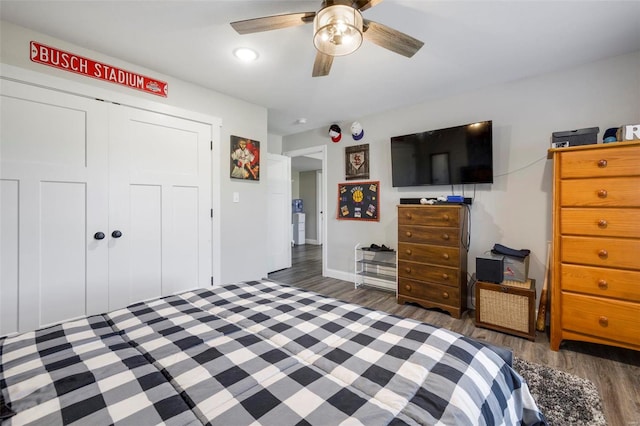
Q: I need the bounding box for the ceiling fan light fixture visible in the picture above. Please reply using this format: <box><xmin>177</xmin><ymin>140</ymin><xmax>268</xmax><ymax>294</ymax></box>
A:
<box><xmin>313</xmin><ymin>5</ymin><xmax>363</xmax><ymax>56</ymax></box>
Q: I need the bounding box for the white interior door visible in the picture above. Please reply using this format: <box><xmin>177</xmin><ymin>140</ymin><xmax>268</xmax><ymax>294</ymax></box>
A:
<box><xmin>266</xmin><ymin>153</ymin><xmax>292</xmax><ymax>272</ymax></box>
<box><xmin>108</xmin><ymin>105</ymin><xmax>212</xmax><ymax>308</ymax></box>
<box><xmin>1</xmin><ymin>79</ymin><xmax>214</xmax><ymax>334</ymax></box>
<box><xmin>1</xmin><ymin>80</ymin><xmax>109</xmax><ymax>334</ymax></box>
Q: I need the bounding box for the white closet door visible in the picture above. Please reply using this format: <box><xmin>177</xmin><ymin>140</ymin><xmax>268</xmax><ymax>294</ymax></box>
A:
<box><xmin>108</xmin><ymin>105</ymin><xmax>212</xmax><ymax>309</ymax></box>
<box><xmin>0</xmin><ymin>80</ymin><xmax>109</xmax><ymax>334</ymax></box>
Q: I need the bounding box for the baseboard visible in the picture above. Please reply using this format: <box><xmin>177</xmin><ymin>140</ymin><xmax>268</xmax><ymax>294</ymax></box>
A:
<box><xmin>325</xmin><ymin>267</ymin><xmax>353</xmax><ymax>283</ymax></box>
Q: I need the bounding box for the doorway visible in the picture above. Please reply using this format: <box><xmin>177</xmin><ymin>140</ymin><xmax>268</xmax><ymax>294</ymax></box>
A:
<box><xmin>283</xmin><ymin>146</ymin><xmax>327</xmax><ymax>277</ymax></box>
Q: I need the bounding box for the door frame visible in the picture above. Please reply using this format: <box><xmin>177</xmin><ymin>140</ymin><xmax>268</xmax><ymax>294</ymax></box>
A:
<box><xmin>1</xmin><ymin>64</ymin><xmax>223</xmax><ymax>286</ymax></box>
<box><xmin>316</xmin><ymin>170</ymin><xmax>323</xmax><ymax>245</ymax></box>
<box><xmin>283</xmin><ymin>146</ymin><xmax>327</xmax><ymax>277</ymax></box>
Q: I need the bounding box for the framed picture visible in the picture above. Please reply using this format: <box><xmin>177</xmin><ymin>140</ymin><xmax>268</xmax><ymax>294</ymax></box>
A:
<box><xmin>345</xmin><ymin>144</ymin><xmax>369</xmax><ymax>180</ymax></box>
<box><xmin>230</xmin><ymin>135</ymin><xmax>260</xmax><ymax>180</ymax></box>
<box><xmin>337</xmin><ymin>181</ymin><xmax>379</xmax><ymax>221</ymax></box>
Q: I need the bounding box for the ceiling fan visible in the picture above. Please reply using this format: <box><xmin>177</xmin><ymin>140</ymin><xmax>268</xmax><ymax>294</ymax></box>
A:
<box><xmin>230</xmin><ymin>0</ymin><xmax>424</xmax><ymax>77</ymax></box>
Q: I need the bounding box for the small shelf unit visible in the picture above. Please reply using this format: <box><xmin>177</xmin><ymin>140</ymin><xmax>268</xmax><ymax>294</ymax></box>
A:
<box><xmin>354</xmin><ymin>243</ymin><xmax>397</xmax><ymax>291</ymax></box>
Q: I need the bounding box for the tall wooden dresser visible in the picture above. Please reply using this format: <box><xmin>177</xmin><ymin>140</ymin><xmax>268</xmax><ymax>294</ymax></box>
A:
<box><xmin>548</xmin><ymin>141</ymin><xmax>640</xmax><ymax>351</ymax></box>
<box><xmin>397</xmin><ymin>205</ymin><xmax>468</xmax><ymax>318</ymax></box>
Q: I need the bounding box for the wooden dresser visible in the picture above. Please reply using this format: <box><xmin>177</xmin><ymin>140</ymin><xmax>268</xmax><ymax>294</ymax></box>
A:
<box><xmin>548</xmin><ymin>141</ymin><xmax>640</xmax><ymax>351</ymax></box>
<box><xmin>397</xmin><ymin>205</ymin><xmax>468</xmax><ymax>318</ymax></box>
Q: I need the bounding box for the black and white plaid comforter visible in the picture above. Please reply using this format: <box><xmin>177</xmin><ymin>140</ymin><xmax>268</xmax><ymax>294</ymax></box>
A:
<box><xmin>1</xmin><ymin>280</ymin><xmax>546</xmax><ymax>425</ymax></box>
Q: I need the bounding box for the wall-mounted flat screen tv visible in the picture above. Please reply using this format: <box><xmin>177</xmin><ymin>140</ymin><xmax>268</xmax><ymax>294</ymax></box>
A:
<box><xmin>390</xmin><ymin>120</ymin><xmax>493</xmax><ymax>187</ymax></box>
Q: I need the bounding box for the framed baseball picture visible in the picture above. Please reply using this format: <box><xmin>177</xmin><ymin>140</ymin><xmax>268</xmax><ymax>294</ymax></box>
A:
<box><xmin>337</xmin><ymin>181</ymin><xmax>379</xmax><ymax>221</ymax></box>
<box><xmin>345</xmin><ymin>144</ymin><xmax>369</xmax><ymax>180</ymax></box>
<box><xmin>230</xmin><ymin>135</ymin><xmax>260</xmax><ymax>180</ymax></box>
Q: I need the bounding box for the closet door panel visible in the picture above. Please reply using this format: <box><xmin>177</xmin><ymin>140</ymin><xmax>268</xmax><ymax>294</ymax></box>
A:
<box><xmin>168</xmin><ymin>186</ymin><xmax>200</xmax><ymax>295</ymax></box>
<box><xmin>108</xmin><ymin>105</ymin><xmax>212</xmax><ymax>309</ymax></box>
<box><xmin>128</xmin><ymin>185</ymin><xmax>163</xmax><ymax>303</ymax></box>
<box><xmin>1</xmin><ymin>180</ymin><xmax>19</xmax><ymax>336</ymax></box>
<box><xmin>40</xmin><ymin>182</ymin><xmax>87</xmax><ymax>325</ymax></box>
<box><xmin>0</xmin><ymin>80</ymin><xmax>109</xmax><ymax>333</ymax></box>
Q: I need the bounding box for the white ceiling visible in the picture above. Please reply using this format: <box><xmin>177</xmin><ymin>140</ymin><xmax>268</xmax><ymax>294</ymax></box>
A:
<box><xmin>1</xmin><ymin>1</ymin><xmax>639</xmax><ymax>137</ymax></box>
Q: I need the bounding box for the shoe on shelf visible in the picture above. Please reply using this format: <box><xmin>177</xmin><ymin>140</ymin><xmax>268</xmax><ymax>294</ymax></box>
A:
<box><xmin>380</xmin><ymin>245</ymin><xmax>393</xmax><ymax>251</ymax></box>
<box><xmin>369</xmin><ymin>243</ymin><xmax>381</xmax><ymax>251</ymax></box>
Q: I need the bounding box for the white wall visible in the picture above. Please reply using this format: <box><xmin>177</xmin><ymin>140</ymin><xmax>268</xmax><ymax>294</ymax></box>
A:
<box><xmin>291</xmin><ymin>170</ymin><xmax>301</xmax><ymax>199</ymax></box>
<box><xmin>1</xmin><ymin>21</ymin><xmax>270</xmax><ymax>284</ymax></box>
<box><xmin>282</xmin><ymin>51</ymin><xmax>640</xmax><ymax>300</ymax></box>
<box><xmin>268</xmin><ymin>133</ymin><xmax>283</xmax><ymax>154</ymax></box>
<box><xmin>299</xmin><ymin>171</ymin><xmax>317</xmax><ymax>242</ymax></box>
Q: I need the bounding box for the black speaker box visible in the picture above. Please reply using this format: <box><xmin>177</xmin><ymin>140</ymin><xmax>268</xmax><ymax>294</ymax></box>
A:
<box><xmin>400</xmin><ymin>198</ymin><xmax>422</xmax><ymax>204</ymax></box>
<box><xmin>476</xmin><ymin>255</ymin><xmax>504</xmax><ymax>283</ymax></box>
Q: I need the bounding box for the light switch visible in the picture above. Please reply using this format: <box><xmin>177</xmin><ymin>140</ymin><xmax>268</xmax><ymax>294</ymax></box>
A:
<box><xmin>233</xmin><ymin>192</ymin><xmax>239</xmax><ymax>203</ymax></box>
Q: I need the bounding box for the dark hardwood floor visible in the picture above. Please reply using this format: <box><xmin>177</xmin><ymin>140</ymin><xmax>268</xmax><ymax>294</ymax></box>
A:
<box><xmin>269</xmin><ymin>244</ymin><xmax>640</xmax><ymax>426</ymax></box>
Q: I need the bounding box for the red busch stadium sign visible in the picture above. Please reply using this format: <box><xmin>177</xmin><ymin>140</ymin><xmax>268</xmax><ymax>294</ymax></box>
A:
<box><xmin>30</xmin><ymin>41</ymin><xmax>168</xmax><ymax>97</ymax></box>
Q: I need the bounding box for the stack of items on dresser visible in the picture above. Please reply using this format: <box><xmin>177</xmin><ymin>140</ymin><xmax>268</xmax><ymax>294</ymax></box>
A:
<box><xmin>475</xmin><ymin>244</ymin><xmax>536</xmax><ymax>340</ymax></box>
<box><xmin>476</xmin><ymin>244</ymin><xmax>530</xmax><ymax>284</ymax></box>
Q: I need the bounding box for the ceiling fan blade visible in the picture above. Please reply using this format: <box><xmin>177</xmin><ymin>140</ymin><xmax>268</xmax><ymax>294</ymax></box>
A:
<box><xmin>363</xmin><ymin>19</ymin><xmax>424</xmax><ymax>58</ymax></box>
<box><xmin>231</xmin><ymin>12</ymin><xmax>316</xmax><ymax>34</ymax></box>
<box><xmin>353</xmin><ymin>0</ymin><xmax>384</xmax><ymax>12</ymax></box>
<box><xmin>312</xmin><ymin>51</ymin><xmax>334</xmax><ymax>77</ymax></box>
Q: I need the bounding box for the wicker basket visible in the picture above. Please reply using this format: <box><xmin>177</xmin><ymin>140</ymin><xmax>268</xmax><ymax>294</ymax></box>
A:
<box><xmin>475</xmin><ymin>279</ymin><xmax>536</xmax><ymax>340</ymax></box>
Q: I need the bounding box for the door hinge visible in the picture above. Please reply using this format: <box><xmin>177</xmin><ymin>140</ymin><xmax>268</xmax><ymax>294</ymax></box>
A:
<box><xmin>210</xmin><ymin>140</ymin><xmax>213</xmax><ymax>150</ymax></box>
<box><xmin>210</xmin><ymin>276</ymin><xmax>213</xmax><ymax>286</ymax></box>
<box><xmin>210</xmin><ymin>208</ymin><xmax>213</xmax><ymax>218</ymax></box>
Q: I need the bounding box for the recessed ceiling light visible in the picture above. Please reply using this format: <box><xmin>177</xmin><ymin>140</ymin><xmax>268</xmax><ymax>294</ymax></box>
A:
<box><xmin>233</xmin><ymin>47</ymin><xmax>258</xmax><ymax>62</ymax></box>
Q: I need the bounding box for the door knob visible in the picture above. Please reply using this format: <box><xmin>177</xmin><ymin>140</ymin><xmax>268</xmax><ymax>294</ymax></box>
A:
<box><xmin>94</xmin><ymin>232</ymin><xmax>105</xmax><ymax>240</ymax></box>
<box><xmin>112</xmin><ymin>230</ymin><xmax>123</xmax><ymax>238</ymax></box>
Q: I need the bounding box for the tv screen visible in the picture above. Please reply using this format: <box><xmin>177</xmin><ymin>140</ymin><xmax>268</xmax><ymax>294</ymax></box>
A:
<box><xmin>390</xmin><ymin>121</ymin><xmax>493</xmax><ymax>187</ymax></box>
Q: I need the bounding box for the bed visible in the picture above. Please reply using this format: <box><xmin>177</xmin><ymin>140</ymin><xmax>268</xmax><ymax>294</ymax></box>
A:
<box><xmin>1</xmin><ymin>280</ymin><xmax>546</xmax><ymax>425</ymax></box>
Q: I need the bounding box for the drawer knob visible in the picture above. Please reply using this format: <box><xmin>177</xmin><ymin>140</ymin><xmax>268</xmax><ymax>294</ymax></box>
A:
<box><xmin>406</xmin><ymin>213</ymin><xmax>412</xmax><ymax>220</ymax></box>
<box><xmin>442</xmin><ymin>273</ymin><xmax>449</xmax><ymax>280</ymax></box>
<box><xmin>597</xmin><ymin>189</ymin><xmax>608</xmax><ymax>198</ymax></box>
<box><xmin>597</xmin><ymin>279</ymin><xmax>608</xmax><ymax>290</ymax></box>
<box><xmin>442</xmin><ymin>233</ymin><xmax>450</xmax><ymax>240</ymax></box>
<box><xmin>597</xmin><ymin>159</ymin><xmax>608</xmax><ymax>168</ymax></box>
<box><xmin>598</xmin><ymin>249</ymin><xmax>608</xmax><ymax>259</ymax></box>
<box><xmin>598</xmin><ymin>316</ymin><xmax>609</xmax><ymax>327</ymax></box>
<box><xmin>405</xmin><ymin>284</ymin><xmax>412</xmax><ymax>292</ymax></box>
<box><xmin>597</xmin><ymin>219</ymin><xmax>608</xmax><ymax>229</ymax></box>
<box><xmin>406</xmin><ymin>231</ymin><xmax>412</xmax><ymax>237</ymax></box>
<box><xmin>405</xmin><ymin>267</ymin><xmax>412</xmax><ymax>273</ymax></box>
<box><xmin>442</xmin><ymin>292</ymin><xmax>449</xmax><ymax>299</ymax></box>
<box><xmin>442</xmin><ymin>253</ymin><xmax>450</xmax><ymax>260</ymax></box>
<box><xmin>443</xmin><ymin>215</ymin><xmax>450</xmax><ymax>221</ymax></box>
<box><xmin>405</xmin><ymin>249</ymin><xmax>412</xmax><ymax>255</ymax></box>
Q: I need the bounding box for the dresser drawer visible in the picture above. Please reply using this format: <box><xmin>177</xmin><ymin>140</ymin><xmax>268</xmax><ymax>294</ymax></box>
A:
<box><xmin>561</xmin><ymin>292</ymin><xmax>640</xmax><ymax>345</ymax></box>
<box><xmin>398</xmin><ymin>225</ymin><xmax>459</xmax><ymax>246</ymax></box>
<box><xmin>397</xmin><ymin>243</ymin><xmax>460</xmax><ymax>268</ymax></box>
<box><xmin>398</xmin><ymin>278</ymin><xmax>460</xmax><ymax>308</ymax></box>
<box><xmin>397</xmin><ymin>260</ymin><xmax>459</xmax><ymax>286</ymax></box>
<box><xmin>560</xmin><ymin>145</ymin><xmax>640</xmax><ymax>179</ymax></box>
<box><xmin>561</xmin><ymin>236</ymin><xmax>640</xmax><ymax>270</ymax></box>
<box><xmin>560</xmin><ymin>177</ymin><xmax>640</xmax><ymax>207</ymax></box>
<box><xmin>560</xmin><ymin>264</ymin><xmax>640</xmax><ymax>302</ymax></box>
<box><xmin>561</xmin><ymin>208</ymin><xmax>640</xmax><ymax>238</ymax></box>
<box><xmin>398</xmin><ymin>206</ymin><xmax>460</xmax><ymax>227</ymax></box>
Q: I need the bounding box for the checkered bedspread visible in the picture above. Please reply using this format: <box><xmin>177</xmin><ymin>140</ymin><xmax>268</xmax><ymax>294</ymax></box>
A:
<box><xmin>1</xmin><ymin>280</ymin><xmax>546</xmax><ymax>425</ymax></box>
